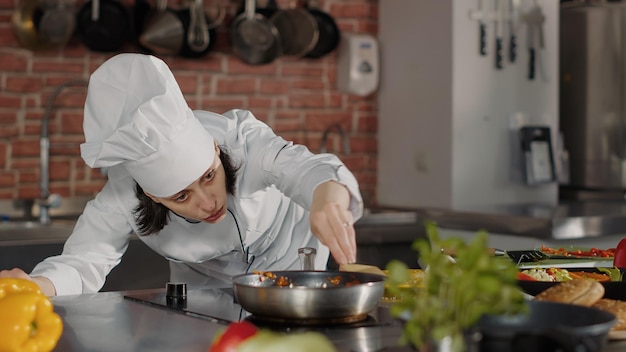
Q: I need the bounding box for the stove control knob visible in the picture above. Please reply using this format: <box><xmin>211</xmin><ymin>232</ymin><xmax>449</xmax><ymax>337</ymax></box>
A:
<box><xmin>166</xmin><ymin>282</ymin><xmax>187</xmax><ymax>299</ymax></box>
<box><xmin>165</xmin><ymin>282</ymin><xmax>187</xmax><ymax>308</ymax></box>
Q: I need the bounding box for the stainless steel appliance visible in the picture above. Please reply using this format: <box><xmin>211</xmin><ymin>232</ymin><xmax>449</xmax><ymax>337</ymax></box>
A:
<box><xmin>560</xmin><ymin>1</ymin><xmax>626</xmax><ymax>195</ymax></box>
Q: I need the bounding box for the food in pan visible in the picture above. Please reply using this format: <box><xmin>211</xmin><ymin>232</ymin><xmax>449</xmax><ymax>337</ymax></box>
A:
<box><xmin>325</xmin><ymin>275</ymin><xmax>361</xmax><ymax>287</ymax></box>
<box><xmin>534</xmin><ymin>279</ymin><xmax>605</xmax><ymax>307</ymax></box>
<box><xmin>252</xmin><ymin>271</ymin><xmax>361</xmax><ymax>288</ymax></box>
<box><xmin>254</xmin><ymin>271</ymin><xmax>291</xmax><ymax>286</ymax></box>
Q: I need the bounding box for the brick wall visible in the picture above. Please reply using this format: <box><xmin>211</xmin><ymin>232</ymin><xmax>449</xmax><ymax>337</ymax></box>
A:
<box><xmin>0</xmin><ymin>0</ymin><xmax>379</xmax><ymax>206</ymax></box>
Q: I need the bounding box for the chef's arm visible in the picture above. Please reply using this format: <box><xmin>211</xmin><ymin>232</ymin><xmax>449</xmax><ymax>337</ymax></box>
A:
<box><xmin>310</xmin><ymin>180</ymin><xmax>357</xmax><ymax>265</ymax></box>
<box><xmin>31</xmin><ymin>276</ymin><xmax>56</xmax><ymax>296</ymax></box>
<box><xmin>0</xmin><ymin>268</ymin><xmax>57</xmax><ymax>296</ymax></box>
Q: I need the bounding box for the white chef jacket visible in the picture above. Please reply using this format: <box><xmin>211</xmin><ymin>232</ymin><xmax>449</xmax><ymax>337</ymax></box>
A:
<box><xmin>30</xmin><ymin>109</ymin><xmax>363</xmax><ymax>295</ymax></box>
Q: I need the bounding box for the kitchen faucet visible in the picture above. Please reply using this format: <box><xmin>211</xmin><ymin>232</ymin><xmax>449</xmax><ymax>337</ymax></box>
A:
<box><xmin>39</xmin><ymin>79</ymin><xmax>88</xmax><ymax>224</ymax></box>
<box><xmin>320</xmin><ymin>124</ymin><xmax>351</xmax><ymax>154</ymax></box>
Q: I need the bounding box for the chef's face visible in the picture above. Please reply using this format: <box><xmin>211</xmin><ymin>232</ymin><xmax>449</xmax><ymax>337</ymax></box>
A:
<box><xmin>146</xmin><ymin>143</ymin><xmax>229</xmax><ymax>224</ymax></box>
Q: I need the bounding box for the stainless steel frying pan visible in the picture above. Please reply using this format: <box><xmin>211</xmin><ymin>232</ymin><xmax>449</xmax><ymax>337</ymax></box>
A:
<box><xmin>233</xmin><ymin>270</ymin><xmax>385</xmax><ymax>323</ymax></box>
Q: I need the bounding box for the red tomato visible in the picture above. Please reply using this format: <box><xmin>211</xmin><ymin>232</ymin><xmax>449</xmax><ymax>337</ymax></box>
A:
<box><xmin>613</xmin><ymin>238</ymin><xmax>626</xmax><ymax>269</ymax></box>
<box><xmin>209</xmin><ymin>321</ymin><xmax>259</xmax><ymax>352</ymax></box>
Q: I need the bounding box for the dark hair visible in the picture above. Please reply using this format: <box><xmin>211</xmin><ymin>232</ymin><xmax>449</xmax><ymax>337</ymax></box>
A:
<box><xmin>133</xmin><ymin>146</ymin><xmax>240</xmax><ymax>236</ymax></box>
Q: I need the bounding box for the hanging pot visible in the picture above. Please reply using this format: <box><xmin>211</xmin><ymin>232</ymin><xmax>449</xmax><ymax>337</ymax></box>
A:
<box><xmin>12</xmin><ymin>0</ymin><xmax>74</xmax><ymax>50</ymax></box>
<box><xmin>76</xmin><ymin>0</ymin><xmax>132</xmax><ymax>52</ymax></box>
<box><xmin>230</xmin><ymin>0</ymin><xmax>281</xmax><ymax>65</ymax></box>
<box><xmin>304</xmin><ymin>0</ymin><xmax>339</xmax><ymax>58</ymax></box>
<box><xmin>270</xmin><ymin>0</ymin><xmax>319</xmax><ymax>57</ymax></box>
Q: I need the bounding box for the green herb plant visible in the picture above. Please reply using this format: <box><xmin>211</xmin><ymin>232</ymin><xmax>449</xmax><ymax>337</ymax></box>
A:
<box><xmin>385</xmin><ymin>222</ymin><xmax>528</xmax><ymax>352</ymax></box>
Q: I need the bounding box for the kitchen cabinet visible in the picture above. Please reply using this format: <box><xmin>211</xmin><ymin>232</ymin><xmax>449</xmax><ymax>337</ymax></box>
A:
<box><xmin>377</xmin><ymin>0</ymin><xmax>559</xmax><ymax>210</ymax></box>
<box><xmin>0</xmin><ymin>238</ymin><xmax>169</xmax><ymax>292</ymax></box>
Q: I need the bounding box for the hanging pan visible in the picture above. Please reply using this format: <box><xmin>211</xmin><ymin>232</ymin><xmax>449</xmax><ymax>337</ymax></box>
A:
<box><xmin>270</xmin><ymin>0</ymin><xmax>318</xmax><ymax>57</ymax></box>
<box><xmin>132</xmin><ymin>0</ymin><xmax>153</xmax><ymax>49</ymax></box>
<box><xmin>76</xmin><ymin>0</ymin><xmax>131</xmax><ymax>52</ymax></box>
<box><xmin>304</xmin><ymin>0</ymin><xmax>339</xmax><ymax>58</ymax></box>
<box><xmin>11</xmin><ymin>0</ymin><xmax>74</xmax><ymax>50</ymax></box>
<box><xmin>230</xmin><ymin>0</ymin><xmax>281</xmax><ymax>65</ymax></box>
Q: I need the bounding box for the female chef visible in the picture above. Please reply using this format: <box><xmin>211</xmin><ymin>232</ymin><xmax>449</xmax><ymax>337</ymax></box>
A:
<box><xmin>0</xmin><ymin>53</ymin><xmax>363</xmax><ymax>296</ymax></box>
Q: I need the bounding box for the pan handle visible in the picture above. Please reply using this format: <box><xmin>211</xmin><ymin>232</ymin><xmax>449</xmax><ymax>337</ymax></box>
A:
<box><xmin>298</xmin><ymin>247</ymin><xmax>317</xmax><ymax>270</ymax></box>
<box><xmin>244</xmin><ymin>0</ymin><xmax>255</xmax><ymax>19</ymax></box>
<box><xmin>91</xmin><ymin>0</ymin><xmax>99</xmax><ymax>21</ymax></box>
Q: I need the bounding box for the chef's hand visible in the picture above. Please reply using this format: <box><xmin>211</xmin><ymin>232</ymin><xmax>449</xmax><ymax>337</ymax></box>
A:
<box><xmin>0</xmin><ymin>268</ymin><xmax>57</xmax><ymax>296</ymax></box>
<box><xmin>310</xmin><ymin>180</ymin><xmax>356</xmax><ymax>265</ymax></box>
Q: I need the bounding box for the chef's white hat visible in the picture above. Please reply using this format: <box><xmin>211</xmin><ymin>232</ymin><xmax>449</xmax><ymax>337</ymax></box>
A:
<box><xmin>80</xmin><ymin>53</ymin><xmax>215</xmax><ymax>197</ymax></box>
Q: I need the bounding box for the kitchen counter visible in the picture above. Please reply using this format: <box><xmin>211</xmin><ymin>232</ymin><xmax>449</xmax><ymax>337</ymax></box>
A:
<box><xmin>414</xmin><ymin>200</ymin><xmax>626</xmax><ymax>240</ymax></box>
<box><xmin>51</xmin><ymin>288</ymin><xmax>411</xmax><ymax>352</ymax></box>
<box><xmin>50</xmin><ymin>288</ymin><xmax>626</xmax><ymax>352</ymax></box>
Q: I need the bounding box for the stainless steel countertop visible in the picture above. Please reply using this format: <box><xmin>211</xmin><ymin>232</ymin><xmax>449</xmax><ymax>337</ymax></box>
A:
<box><xmin>49</xmin><ymin>289</ymin><xmax>626</xmax><ymax>352</ymax></box>
<box><xmin>51</xmin><ymin>289</ymin><xmax>411</xmax><ymax>352</ymax></box>
<box><xmin>412</xmin><ymin>200</ymin><xmax>626</xmax><ymax>240</ymax></box>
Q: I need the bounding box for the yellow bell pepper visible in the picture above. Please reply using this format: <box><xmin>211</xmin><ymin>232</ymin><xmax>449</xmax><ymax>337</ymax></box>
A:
<box><xmin>0</xmin><ymin>278</ymin><xmax>63</xmax><ymax>352</ymax></box>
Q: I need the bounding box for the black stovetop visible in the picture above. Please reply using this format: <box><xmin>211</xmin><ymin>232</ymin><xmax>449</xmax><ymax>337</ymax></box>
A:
<box><xmin>123</xmin><ymin>287</ymin><xmax>401</xmax><ymax>331</ymax></box>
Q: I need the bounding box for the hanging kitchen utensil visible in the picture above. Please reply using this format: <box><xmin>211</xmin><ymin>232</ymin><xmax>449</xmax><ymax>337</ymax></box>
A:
<box><xmin>139</xmin><ymin>0</ymin><xmax>184</xmax><ymax>55</ymax></box>
<box><xmin>38</xmin><ymin>0</ymin><xmax>75</xmax><ymax>46</ymax></box>
<box><xmin>186</xmin><ymin>0</ymin><xmax>209</xmax><ymax>52</ymax></box>
<box><xmin>477</xmin><ymin>0</ymin><xmax>487</xmax><ymax>56</ymax></box>
<box><xmin>494</xmin><ymin>0</ymin><xmax>504</xmax><ymax>69</ymax></box>
<box><xmin>304</xmin><ymin>0</ymin><xmax>339</xmax><ymax>59</ymax></box>
<box><xmin>12</xmin><ymin>0</ymin><xmax>72</xmax><ymax>50</ymax></box>
<box><xmin>177</xmin><ymin>0</ymin><xmax>224</xmax><ymax>58</ymax></box>
<box><xmin>230</xmin><ymin>0</ymin><xmax>281</xmax><ymax>65</ymax></box>
<box><xmin>270</xmin><ymin>0</ymin><xmax>319</xmax><ymax>57</ymax></box>
<box><xmin>524</xmin><ymin>1</ymin><xmax>545</xmax><ymax>80</ymax></box>
<box><xmin>76</xmin><ymin>0</ymin><xmax>131</xmax><ymax>52</ymax></box>
<box><xmin>508</xmin><ymin>0</ymin><xmax>520</xmax><ymax>62</ymax></box>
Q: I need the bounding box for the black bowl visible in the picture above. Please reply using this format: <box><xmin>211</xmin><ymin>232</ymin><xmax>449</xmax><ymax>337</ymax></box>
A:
<box><xmin>476</xmin><ymin>301</ymin><xmax>616</xmax><ymax>352</ymax></box>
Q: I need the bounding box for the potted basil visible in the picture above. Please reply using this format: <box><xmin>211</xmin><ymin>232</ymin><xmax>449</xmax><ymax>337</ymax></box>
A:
<box><xmin>385</xmin><ymin>222</ymin><xmax>528</xmax><ymax>352</ymax></box>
